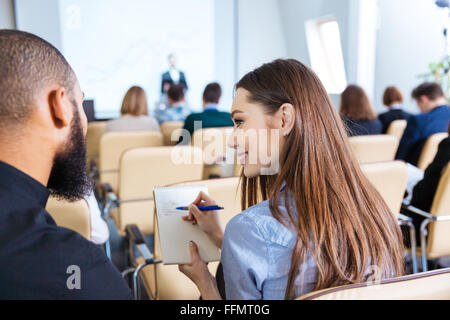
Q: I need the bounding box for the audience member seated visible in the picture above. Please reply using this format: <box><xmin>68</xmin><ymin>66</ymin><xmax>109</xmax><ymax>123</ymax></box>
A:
<box><xmin>402</xmin><ymin>124</ymin><xmax>450</xmax><ymax>246</ymax></box>
<box><xmin>155</xmin><ymin>84</ymin><xmax>190</xmax><ymax>123</ymax></box>
<box><xmin>395</xmin><ymin>82</ymin><xmax>450</xmax><ymax>166</ymax></box>
<box><xmin>340</xmin><ymin>85</ymin><xmax>382</xmax><ymax>136</ymax></box>
<box><xmin>181</xmin><ymin>82</ymin><xmax>234</xmax><ymax>138</ymax></box>
<box><xmin>177</xmin><ymin>59</ymin><xmax>404</xmax><ymax>300</ymax></box>
<box><xmin>105</xmin><ymin>86</ymin><xmax>159</xmax><ymax>133</ymax></box>
<box><xmin>378</xmin><ymin>86</ymin><xmax>412</xmax><ymax>133</ymax></box>
<box><xmin>0</xmin><ymin>30</ymin><xmax>131</xmax><ymax>299</ymax></box>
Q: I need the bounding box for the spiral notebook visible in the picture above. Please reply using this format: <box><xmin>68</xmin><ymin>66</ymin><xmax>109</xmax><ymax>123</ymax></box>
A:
<box><xmin>153</xmin><ymin>185</ymin><xmax>221</xmax><ymax>265</ymax></box>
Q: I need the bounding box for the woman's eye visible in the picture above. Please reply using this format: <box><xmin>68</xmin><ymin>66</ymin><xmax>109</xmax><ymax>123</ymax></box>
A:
<box><xmin>234</xmin><ymin>119</ymin><xmax>243</xmax><ymax>127</ymax></box>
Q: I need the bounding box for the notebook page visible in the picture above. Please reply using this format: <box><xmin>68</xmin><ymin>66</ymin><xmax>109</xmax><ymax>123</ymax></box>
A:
<box><xmin>153</xmin><ymin>185</ymin><xmax>221</xmax><ymax>264</ymax></box>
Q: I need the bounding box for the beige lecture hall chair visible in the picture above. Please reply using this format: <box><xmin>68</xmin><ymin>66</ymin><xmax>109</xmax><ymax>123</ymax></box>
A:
<box><xmin>297</xmin><ymin>268</ymin><xmax>450</xmax><ymax>300</ymax></box>
<box><xmin>192</xmin><ymin>127</ymin><xmax>236</xmax><ymax>179</ymax></box>
<box><xmin>86</xmin><ymin>121</ymin><xmax>106</xmax><ymax>170</ymax></box>
<box><xmin>349</xmin><ymin>135</ymin><xmax>399</xmax><ymax>163</ymax></box>
<box><xmin>45</xmin><ymin>196</ymin><xmax>91</xmax><ymax>241</ymax></box>
<box><xmin>134</xmin><ymin>176</ymin><xmax>242</xmax><ymax>300</ymax></box>
<box><xmin>98</xmin><ymin>131</ymin><xmax>163</xmax><ymax>194</ymax></box>
<box><xmin>360</xmin><ymin>160</ymin><xmax>418</xmax><ymax>273</ymax></box>
<box><xmin>403</xmin><ymin>164</ymin><xmax>450</xmax><ymax>272</ymax></box>
<box><xmin>105</xmin><ymin>146</ymin><xmax>204</xmax><ymax>237</ymax></box>
<box><xmin>160</xmin><ymin>121</ymin><xmax>184</xmax><ymax>146</ymax></box>
<box><xmin>416</xmin><ymin>132</ymin><xmax>449</xmax><ymax>171</ymax></box>
<box><xmin>386</xmin><ymin>119</ymin><xmax>407</xmax><ymax>141</ymax></box>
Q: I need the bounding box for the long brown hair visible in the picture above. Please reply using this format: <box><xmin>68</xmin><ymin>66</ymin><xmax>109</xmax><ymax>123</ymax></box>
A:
<box><xmin>120</xmin><ymin>86</ymin><xmax>148</xmax><ymax>116</ymax></box>
<box><xmin>236</xmin><ymin>59</ymin><xmax>404</xmax><ymax>299</ymax></box>
<box><xmin>340</xmin><ymin>85</ymin><xmax>377</xmax><ymax>121</ymax></box>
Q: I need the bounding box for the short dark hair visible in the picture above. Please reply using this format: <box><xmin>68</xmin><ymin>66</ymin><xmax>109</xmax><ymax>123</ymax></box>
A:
<box><xmin>167</xmin><ymin>84</ymin><xmax>185</xmax><ymax>103</ymax></box>
<box><xmin>411</xmin><ymin>82</ymin><xmax>444</xmax><ymax>101</ymax></box>
<box><xmin>383</xmin><ymin>86</ymin><xmax>403</xmax><ymax>106</ymax></box>
<box><xmin>203</xmin><ymin>82</ymin><xmax>222</xmax><ymax>104</ymax></box>
<box><xmin>0</xmin><ymin>30</ymin><xmax>76</xmax><ymax>130</ymax></box>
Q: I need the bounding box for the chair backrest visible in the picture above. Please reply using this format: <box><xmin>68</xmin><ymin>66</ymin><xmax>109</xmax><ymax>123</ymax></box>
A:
<box><xmin>360</xmin><ymin>161</ymin><xmax>408</xmax><ymax>216</ymax></box>
<box><xmin>160</xmin><ymin>121</ymin><xmax>184</xmax><ymax>146</ymax></box>
<box><xmin>192</xmin><ymin>127</ymin><xmax>235</xmax><ymax>179</ymax></box>
<box><xmin>117</xmin><ymin>146</ymin><xmax>203</xmax><ymax>235</ymax></box>
<box><xmin>148</xmin><ymin>177</ymin><xmax>241</xmax><ymax>300</ymax></box>
<box><xmin>426</xmin><ymin>164</ymin><xmax>450</xmax><ymax>259</ymax></box>
<box><xmin>349</xmin><ymin>135</ymin><xmax>399</xmax><ymax>163</ymax></box>
<box><xmin>99</xmin><ymin>131</ymin><xmax>163</xmax><ymax>192</ymax></box>
<box><xmin>192</xmin><ymin>127</ymin><xmax>234</xmax><ymax>164</ymax></box>
<box><xmin>386</xmin><ymin>119</ymin><xmax>407</xmax><ymax>140</ymax></box>
<box><xmin>86</xmin><ymin>121</ymin><xmax>106</xmax><ymax>160</ymax></box>
<box><xmin>417</xmin><ymin>132</ymin><xmax>449</xmax><ymax>170</ymax></box>
<box><xmin>46</xmin><ymin>196</ymin><xmax>91</xmax><ymax>240</ymax></box>
<box><xmin>297</xmin><ymin>268</ymin><xmax>450</xmax><ymax>300</ymax></box>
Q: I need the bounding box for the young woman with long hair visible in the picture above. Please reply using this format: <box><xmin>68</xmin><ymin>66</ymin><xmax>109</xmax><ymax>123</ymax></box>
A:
<box><xmin>179</xmin><ymin>59</ymin><xmax>404</xmax><ymax>300</ymax></box>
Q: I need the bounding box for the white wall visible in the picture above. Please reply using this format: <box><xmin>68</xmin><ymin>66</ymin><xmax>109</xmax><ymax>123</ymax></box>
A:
<box><xmin>0</xmin><ymin>0</ymin><xmax>15</xmax><ymax>29</ymax></box>
<box><xmin>237</xmin><ymin>0</ymin><xmax>287</xmax><ymax>78</ymax></box>
<box><xmin>15</xmin><ymin>0</ymin><xmax>63</xmax><ymax>51</ymax></box>
<box><xmin>214</xmin><ymin>0</ymin><xmax>236</xmax><ymax>110</ymax></box>
<box><xmin>374</xmin><ymin>0</ymin><xmax>446</xmax><ymax>113</ymax></box>
<box><xmin>278</xmin><ymin>0</ymin><xmax>352</xmax><ymax>108</ymax></box>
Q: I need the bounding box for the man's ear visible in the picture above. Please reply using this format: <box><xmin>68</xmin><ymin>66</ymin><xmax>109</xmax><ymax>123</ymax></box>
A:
<box><xmin>49</xmin><ymin>87</ymin><xmax>71</xmax><ymax>128</ymax></box>
<box><xmin>279</xmin><ymin>103</ymin><xmax>296</xmax><ymax>136</ymax></box>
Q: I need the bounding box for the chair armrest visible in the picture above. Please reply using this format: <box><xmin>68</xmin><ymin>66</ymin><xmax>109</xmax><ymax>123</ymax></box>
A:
<box><xmin>397</xmin><ymin>213</ymin><xmax>413</xmax><ymax>222</ymax></box>
<box><xmin>402</xmin><ymin>204</ymin><xmax>450</xmax><ymax>222</ymax></box>
<box><xmin>101</xmin><ymin>183</ymin><xmax>118</xmax><ymax>218</ymax></box>
<box><xmin>125</xmin><ymin>224</ymin><xmax>161</xmax><ymax>264</ymax></box>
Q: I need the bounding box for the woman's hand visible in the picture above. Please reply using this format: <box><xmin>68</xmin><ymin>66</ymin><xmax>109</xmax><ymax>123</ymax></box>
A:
<box><xmin>182</xmin><ymin>191</ymin><xmax>224</xmax><ymax>248</ymax></box>
<box><xmin>178</xmin><ymin>241</ymin><xmax>222</xmax><ymax>300</ymax></box>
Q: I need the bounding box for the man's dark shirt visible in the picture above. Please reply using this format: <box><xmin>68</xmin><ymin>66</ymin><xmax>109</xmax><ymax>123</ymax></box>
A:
<box><xmin>182</xmin><ymin>107</ymin><xmax>234</xmax><ymax>137</ymax></box>
<box><xmin>0</xmin><ymin>161</ymin><xmax>132</xmax><ymax>299</ymax></box>
<box><xmin>378</xmin><ymin>108</ymin><xmax>412</xmax><ymax>133</ymax></box>
<box><xmin>395</xmin><ymin>105</ymin><xmax>450</xmax><ymax>166</ymax></box>
<box><xmin>410</xmin><ymin>137</ymin><xmax>450</xmax><ymax>212</ymax></box>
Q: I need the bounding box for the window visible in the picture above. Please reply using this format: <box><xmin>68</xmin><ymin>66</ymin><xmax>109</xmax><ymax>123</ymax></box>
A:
<box><xmin>305</xmin><ymin>17</ymin><xmax>347</xmax><ymax>94</ymax></box>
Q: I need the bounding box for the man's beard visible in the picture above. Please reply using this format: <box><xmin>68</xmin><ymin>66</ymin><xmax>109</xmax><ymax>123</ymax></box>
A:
<box><xmin>47</xmin><ymin>107</ymin><xmax>92</xmax><ymax>201</ymax></box>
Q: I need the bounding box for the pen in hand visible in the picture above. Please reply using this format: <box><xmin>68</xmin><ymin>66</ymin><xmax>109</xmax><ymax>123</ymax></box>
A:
<box><xmin>176</xmin><ymin>205</ymin><xmax>224</xmax><ymax>211</ymax></box>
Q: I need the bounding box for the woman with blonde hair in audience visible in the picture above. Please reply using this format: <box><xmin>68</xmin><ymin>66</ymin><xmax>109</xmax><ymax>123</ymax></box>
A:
<box><xmin>340</xmin><ymin>84</ymin><xmax>382</xmax><ymax>136</ymax></box>
<box><xmin>178</xmin><ymin>59</ymin><xmax>404</xmax><ymax>300</ymax></box>
<box><xmin>105</xmin><ymin>85</ymin><xmax>160</xmax><ymax>132</ymax></box>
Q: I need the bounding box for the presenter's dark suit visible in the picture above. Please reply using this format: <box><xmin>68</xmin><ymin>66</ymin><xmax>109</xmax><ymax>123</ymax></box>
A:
<box><xmin>0</xmin><ymin>161</ymin><xmax>132</xmax><ymax>299</ymax></box>
<box><xmin>343</xmin><ymin>118</ymin><xmax>383</xmax><ymax>136</ymax></box>
<box><xmin>378</xmin><ymin>108</ymin><xmax>412</xmax><ymax>133</ymax></box>
<box><xmin>395</xmin><ymin>105</ymin><xmax>450</xmax><ymax>166</ymax></box>
<box><xmin>179</xmin><ymin>106</ymin><xmax>234</xmax><ymax>144</ymax></box>
<box><xmin>161</xmin><ymin>70</ymin><xmax>188</xmax><ymax>93</ymax></box>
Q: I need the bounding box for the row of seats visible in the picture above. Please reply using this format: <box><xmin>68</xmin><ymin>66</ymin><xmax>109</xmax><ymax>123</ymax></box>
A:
<box><xmin>128</xmin><ymin>161</ymin><xmax>450</xmax><ymax>300</ymax></box>
<box><xmin>383</xmin><ymin>119</ymin><xmax>449</xmax><ymax>170</ymax></box>
<box><xmin>45</xmin><ymin>158</ymin><xmax>450</xmax><ymax>299</ymax></box>
<box><xmin>45</xmin><ymin>119</ymin><xmax>450</xmax><ymax>300</ymax></box>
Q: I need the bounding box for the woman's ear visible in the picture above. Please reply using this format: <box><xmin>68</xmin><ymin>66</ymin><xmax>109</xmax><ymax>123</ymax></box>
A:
<box><xmin>279</xmin><ymin>103</ymin><xmax>295</xmax><ymax>136</ymax></box>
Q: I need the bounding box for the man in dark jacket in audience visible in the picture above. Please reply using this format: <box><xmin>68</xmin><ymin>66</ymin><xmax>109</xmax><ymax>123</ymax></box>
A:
<box><xmin>0</xmin><ymin>30</ymin><xmax>132</xmax><ymax>299</ymax></box>
<box><xmin>180</xmin><ymin>82</ymin><xmax>234</xmax><ymax>142</ymax></box>
<box><xmin>396</xmin><ymin>82</ymin><xmax>450</xmax><ymax>166</ymax></box>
